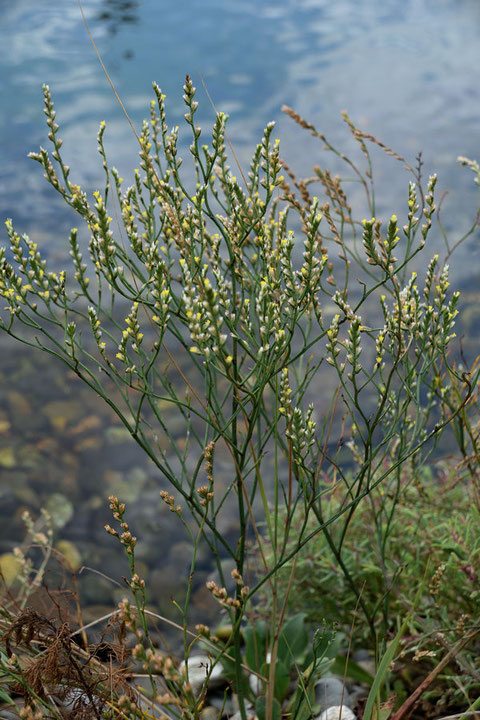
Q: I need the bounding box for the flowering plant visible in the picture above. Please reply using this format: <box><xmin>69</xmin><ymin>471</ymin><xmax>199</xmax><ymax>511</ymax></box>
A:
<box><xmin>0</xmin><ymin>79</ymin><xmax>478</xmax><ymax>719</ymax></box>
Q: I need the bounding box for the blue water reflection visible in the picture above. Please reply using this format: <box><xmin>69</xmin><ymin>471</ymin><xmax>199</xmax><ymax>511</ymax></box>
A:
<box><xmin>2</xmin><ymin>1</ymin><xmax>480</xmax><ymax>269</ymax></box>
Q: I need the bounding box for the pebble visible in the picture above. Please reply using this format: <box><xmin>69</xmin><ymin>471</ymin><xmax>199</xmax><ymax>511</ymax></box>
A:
<box><xmin>60</xmin><ymin>687</ymin><xmax>102</xmax><ymax>714</ymax></box>
<box><xmin>43</xmin><ymin>399</ymin><xmax>83</xmax><ymax>431</ymax></box>
<box><xmin>0</xmin><ymin>416</ymin><xmax>11</xmax><ymax>434</ymax></box>
<box><xmin>44</xmin><ymin>492</ymin><xmax>74</xmax><ymax>530</ymax></box>
<box><xmin>248</xmin><ymin>652</ymin><xmax>270</xmax><ymax>696</ymax></box>
<box><xmin>55</xmin><ymin>539</ymin><xmax>82</xmax><ymax>571</ymax></box>
<box><xmin>0</xmin><ymin>447</ymin><xmax>16</xmax><ymax>468</ymax></box>
<box><xmin>317</xmin><ymin>707</ymin><xmax>356</xmax><ymax>720</ymax></box>
<box><xmin>352</xmin><ymin>649</ymin><xmax>376</xmax><ymax>678</ymax></box>
<box><xmin>169</xmin><ymin>540</ymin><xmax>195</xmax><ymax>569</ymax></box>
<box><xmin>0</xmin><ymin>553</ymin><xmax>22</xmax><ymax>586</ymax></box>
<box><xmin>228</xmin><ymin>706</ymin><xmax>257</xmax><ymax>720</ymax></box>
<box><xmin>179</xmin><ymin>655</ymin><xmax>224</xmax><ymax>696</ymax></box>
<box><xmin>7</xmin><ymin>390</ymin><xmax>32</xmax><ymax>417</ymax></box>
<box><xmin>208</xmin><ymin>688</ymin><xmax>234</xmax><ymax>714</ymax></box>
<box><xmin>200</xmin><ymin>707</ymin><xmax>219</xmax><ymax>720</ymax></box>
<box><xmin>315</xmin><ymin>677</ymin><xmax>351</xmax><ymax>713</ymax></box>
<box><xmin>105</xmin><ymin>425</ymin><xmax>132</xmax><ymax>444</ymax></box>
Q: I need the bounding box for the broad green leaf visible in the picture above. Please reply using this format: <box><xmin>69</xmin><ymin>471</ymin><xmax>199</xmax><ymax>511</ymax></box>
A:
<box><xmin>217</xmin><ymin>651</ymin><xmax>236</xmax><ymax>682</ymax></box>
<box><xmin>330</xmin><ymin>654</ymin><xmax>375</xmax><ymax>686</ymax></box>
<box><xmin>261</xmin><ymin>659</ymin><xmax>290</xmax><ymax>702</ymax></box>
<box><xmin>277</xmin><ymin>613</ymin><xmax>308</xmax><ymax>663</ymax></box>
<box><xmin>244</xmin><ymin>621</ymin><xmax>267</xmax><ymax>672</ymax></box>
<box><xmin>256</xmin><ymin>695</ymin><xmax>281</xmax><ymax>720</ymax></box>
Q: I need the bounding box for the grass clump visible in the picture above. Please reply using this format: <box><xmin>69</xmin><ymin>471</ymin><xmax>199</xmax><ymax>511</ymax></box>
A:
<box><xmin>0</xmin><ymin>76</ymin><xmax>479</xmax><ymax>719</ymax></box>
<box><xmin>257</xmin><ymin>457</ymin><xmax>480</xmax><ymax>713</ymax></box>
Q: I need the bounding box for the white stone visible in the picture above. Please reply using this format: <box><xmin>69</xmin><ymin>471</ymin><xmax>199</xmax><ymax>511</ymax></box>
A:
<box><xmin>228</xmin><ymin>711</ymin><xmax>257</xmax><ymax>720</ymax></box>
<box><xmin>315</xmin><ymin>677</ymin><xmax>350</xmax><ymax>709</ymax></box>
<box><xmin>248</xmin><ymin>652</ymin><xmax>271</xmax><ymax>695</ymax></box>
<box><xmin>248</xmin><ymin>672</ymin><xmax>262</xmax><ymax>696</ymax></box>
<box><xmin>317</xmin><ymin>706</ymin><xmax>356</xmax><ymax>720</ymax></box>
<box><xmin>179</xmin><ymin>655</ymin><xmax>224</xmax><ymax>695</ymax></box>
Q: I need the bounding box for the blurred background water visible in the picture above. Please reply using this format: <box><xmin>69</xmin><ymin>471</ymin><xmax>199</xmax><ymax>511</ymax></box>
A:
<box><xmin>2</xmin><ymin>0</ymin><xmax>480</xmax><ymax>263</ymax></box>
<box><xmin>1</xmin><ymin>0</ymin><xmax>480</xmax><ymax>627</ymax></box>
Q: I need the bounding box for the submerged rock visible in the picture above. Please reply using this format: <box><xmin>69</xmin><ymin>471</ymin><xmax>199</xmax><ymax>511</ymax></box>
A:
<box><xmin>44</xmin><ymin>493</ymin><xmax>74</xmax><ymax>530</ymax></box>
<box><xmin>105</xmin><ymin>426</ymin><xmax>133</xmax><ymax>444</ymax></box>
<box><xmin>7</xmin><ymin>390</ymin><xmax>32</xmax><ymax>418</ymax></box>
<box><xmin>0</xmin><ymin>416</ymin><xmax>11</xmax><ymax>434</ymax></box>
<box><xmin>0</xmin><ymin>552</ymin><xmax>23</xmax><ymax>586</ymax></box>
<box><xmin>0</xmin><ymin>447</ymin><xmax>16</xmax><ymax>468</ymax></box>
<box><xmin>43</xmin><ymin>399</ymin><xmax>84</xmax><ymax>431</ymax></box>
<box><xmin>56</xmin><ymin>540</ymin><xmax>82</xmax><ymax>571</ymax></box>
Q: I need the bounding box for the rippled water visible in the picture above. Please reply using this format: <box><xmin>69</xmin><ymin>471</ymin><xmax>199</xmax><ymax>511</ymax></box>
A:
<box><xmin>1</xmin><ymin>0</ymin><xmax>480</xmax><ymax>621</ymax></box>
<box><xmin>2</xmin><ymin>0</ymin><xmax>480</xmax><ymax>264</ymax></box>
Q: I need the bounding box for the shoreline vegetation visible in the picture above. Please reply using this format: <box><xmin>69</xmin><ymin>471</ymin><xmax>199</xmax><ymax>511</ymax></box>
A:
<box><xmin>0</xmin><ymin>76</ymin><xmax>480</xmax><ymax>720</ymax></box>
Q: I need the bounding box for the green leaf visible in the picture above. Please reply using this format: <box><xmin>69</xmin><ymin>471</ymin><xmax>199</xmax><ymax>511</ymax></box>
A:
<box><xmin>277</xmin><ymin>613</ymin><xmax>308</xmax><ymax>664</ymax></box>
<box><xmin>330</xmin><ymin>654</ymin><xmax>375</xmax><ymax>686</ymax></box>
<box><xmin>244</xmin><ymin>620</ymin><xmax>267</xmax><ymax>672</ymax></box>
<box><xmin>218</xmin><ymin>654</ymin><xmax>236</xmax><ymax>682</ymax></box>
<box><xmin>261</xmin><ymin>659</ymin><xmax>290</xmax><ymax>702</ymax></box>
<box><xmin>363</xmin><ymin>638</ymin><xmax>402</xmax><ymax>720</ymax></box>
<box><xmin>256</xmin><ymin>695</ymin><xmax>281</xmax><ymax>720</ymax></box>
